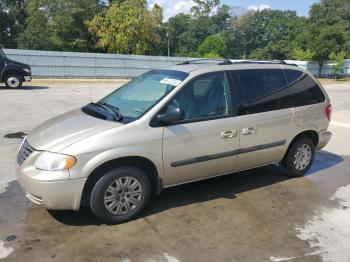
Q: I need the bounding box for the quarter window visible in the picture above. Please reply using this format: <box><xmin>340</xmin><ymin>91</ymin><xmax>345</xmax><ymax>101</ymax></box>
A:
<box><xmin>170</xmin><ymin>72</ymin><xmax>232</xmax><ymax>121</ymax></box>
<box><xmin>230</xmin><ymin>69</ymin><xmax>290</xmax><ymax>115</ymax></box>
<box><xmin>284</xmin><ymin>70</ymin><xmax>325</xmax><ymax>107</ymax></box>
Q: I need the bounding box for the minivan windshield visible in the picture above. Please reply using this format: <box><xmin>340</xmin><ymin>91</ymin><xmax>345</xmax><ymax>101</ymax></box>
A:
<box><xmin>94</xmin><ymin>69</ymin><xmax>188</xmax><ymax>121</ymax></box>
<box><xmin>0</xmin><ymin>49</ymin><xmax>7</xmax><ymax>59</ymax></box>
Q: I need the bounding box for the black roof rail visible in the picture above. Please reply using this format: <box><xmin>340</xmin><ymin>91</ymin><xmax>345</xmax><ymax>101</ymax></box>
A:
<box><xmin>177</xmin><ymin>59</ymin><xmax>298</xmax><ymax>67</ymax></box>
<box><xmin>177</xmin><ymin>58</ymin><xmax>233</xmax><ymax>65</ymax></box>
<box><xmin>231</xmin><ymin>60</ymin><xmax>298</xmax><ymax>66</ymax></box>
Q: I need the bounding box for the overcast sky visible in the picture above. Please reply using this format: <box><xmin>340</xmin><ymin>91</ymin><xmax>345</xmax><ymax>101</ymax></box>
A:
<box><xmin>148</xmin><ymin>0</ymin><xmax>320</xmax><ymax>20</ymax></box>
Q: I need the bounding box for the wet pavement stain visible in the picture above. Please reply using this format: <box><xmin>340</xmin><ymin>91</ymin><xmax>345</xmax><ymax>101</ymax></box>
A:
<box><xmin>4</xmin><ymin>236</ymin><xmax>17</xmax><ymax>242</ymax></box>
<box><xmin>3</xmin><ymin>132</ymin><xmax>27</xmax><ymax>139</ymax></box>
<box><xmin>0</xmin><ymin>154</ymin><xmax>349</xmax><ymax>262</ymax></box>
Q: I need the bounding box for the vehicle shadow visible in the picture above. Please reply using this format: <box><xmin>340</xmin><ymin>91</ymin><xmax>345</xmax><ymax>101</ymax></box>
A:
<box><xmin>48</xmin><ymin>150</ymin><xmax>343</xmax><ymax>226</ymax></box>
<box><xmin>306</xmin><ymin>150</ymin><xmax>344</xmax><ymax>175</ymax></box>
<box><xmin>0</xmin><ymin>85</ymin><xmax>49</xmax><ymax>90</ymax></box>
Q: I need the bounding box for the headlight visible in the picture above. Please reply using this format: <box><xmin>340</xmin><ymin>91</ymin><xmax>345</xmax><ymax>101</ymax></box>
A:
<box><xmin>34</xmin><ymin>152</ymin><xmax>76</xmax><ymax>171</ymax></box>
<box><xmin>23</xmin><ymin>68</ymin><xmax>31</xmax><ymax>73</ymax></box>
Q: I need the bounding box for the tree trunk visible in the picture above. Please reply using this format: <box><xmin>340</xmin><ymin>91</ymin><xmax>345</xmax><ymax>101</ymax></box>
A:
<box><xmin>318</xmin><ymin>60</ymin><xmax>323</xmax><ymax>78</ymax></box>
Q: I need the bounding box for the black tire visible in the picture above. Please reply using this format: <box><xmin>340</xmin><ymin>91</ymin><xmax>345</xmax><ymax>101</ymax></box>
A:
<box><xmin>5</xmin><ymin>74</ymin><xmax>23</xmax><ymax>89</ymax></box>
<box><xmin>282</xmin><ymin>137</ymin><xmax>315</xmax><ymax>177</ymax></box>
<box><xmin>90</xmin><ymin>166</ymin><xmax>151</xmax><ymax>224</ymax></box>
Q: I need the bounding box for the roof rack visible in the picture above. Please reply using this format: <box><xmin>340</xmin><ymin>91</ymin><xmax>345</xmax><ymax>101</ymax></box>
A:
<box><xmin>177</xmin><ymin>58</ymin><xmax>233</xmax><ymax>65</ymax></box>
<box><xmin>231</xmin><ymin>60</ymin><xmax>298</xmax><ymax>66</ymax></box>
<box><xmin>177</xmin><ymin>59</ymin><xmax>298</xmax><ymax>67</ymax></box>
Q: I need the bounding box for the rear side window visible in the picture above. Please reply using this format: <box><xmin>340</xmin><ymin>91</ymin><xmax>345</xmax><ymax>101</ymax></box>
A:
<box><xmin>230</xmin><ymin>69</ymin><xmax>290</xmax><ymax>115</ymax></box>
<box><xmin>284</xmin><ymin>70</ymin><xmax>325</xmax><ymax>107</ymax></box>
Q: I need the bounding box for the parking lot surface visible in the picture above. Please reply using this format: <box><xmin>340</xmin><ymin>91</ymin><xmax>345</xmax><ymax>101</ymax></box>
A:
<box><xmin>1</xmin><ymin>81</ymin><xmax>350</xmax><ymax>262</ymax></box>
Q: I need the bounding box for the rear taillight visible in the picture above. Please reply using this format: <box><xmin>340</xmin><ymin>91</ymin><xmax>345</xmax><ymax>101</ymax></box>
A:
<box><xmin>325</xmin><ymin>104</ymin><xmax>332</xmax><ymax>121</ymax></box>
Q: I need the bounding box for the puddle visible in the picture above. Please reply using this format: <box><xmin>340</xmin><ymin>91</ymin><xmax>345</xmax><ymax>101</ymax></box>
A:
<box><xmin>4</xmin><ymin>132</ymin><xmax>27</xmax><ymax>139</ymax></box>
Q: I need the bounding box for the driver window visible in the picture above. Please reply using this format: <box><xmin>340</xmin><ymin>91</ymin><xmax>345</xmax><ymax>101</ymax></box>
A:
<box><xmin>171</xmin><ymin>71</ymin><xmax>232</xmax><ymax>121</ymax></box>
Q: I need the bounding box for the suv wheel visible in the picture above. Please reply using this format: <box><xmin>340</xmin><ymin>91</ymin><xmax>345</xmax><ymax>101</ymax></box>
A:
<box><xmin>90</xmin><ymin>166</ymin><xmax>151</xmax><ymax>224</ymax></box>
<box><xmin>5</xmin><ymin>74</ymin><xmax>22</xmax><ymax>88</ymax></box>
<box><xmin>282</xmin><ymin>137</ymin><xmax>315</xmax><ymax>177</ymax></box>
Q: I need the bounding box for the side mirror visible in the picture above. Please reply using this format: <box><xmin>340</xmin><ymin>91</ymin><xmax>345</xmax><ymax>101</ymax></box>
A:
<box><xmin>157</xmin><ymin>104</ymin><xmax>185</xmax><ymax>125</ymax></box>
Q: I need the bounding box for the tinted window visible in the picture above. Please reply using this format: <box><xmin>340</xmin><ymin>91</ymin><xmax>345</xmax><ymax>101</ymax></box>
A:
<box><xmin>284</xmin><ymin>70</ymin><xmax>325</xmax><ymax>107</ymax></box>
<box><xmin>171</xmin><ymin>72</ymin><xmax>232</xmax><ymax>121</ymax></box>
<box><xmin>230</xmin><ymin>69</ymin><xmax>290</xmax><ymax>115</ymax></box>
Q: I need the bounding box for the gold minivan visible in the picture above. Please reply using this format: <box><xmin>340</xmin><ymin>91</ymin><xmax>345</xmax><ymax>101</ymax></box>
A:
<box><xmin>16</xmin><ymin>60</ymin><xmax>332</xmax><ymax>224</ymax></box>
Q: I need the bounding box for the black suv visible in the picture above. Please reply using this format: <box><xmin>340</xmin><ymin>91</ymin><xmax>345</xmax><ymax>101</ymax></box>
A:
<box><xmin>0</xmin><ymin>48</ymin><xmax>32</xmax><ymax>88</ymax></box>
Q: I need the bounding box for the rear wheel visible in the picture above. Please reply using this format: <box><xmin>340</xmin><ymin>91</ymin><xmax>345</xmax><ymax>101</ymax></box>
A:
<box><xmin>90</xmin><ymin>166</ymin><xmax>151</xmax><ymax>224</ymax></box>
<box><xmin>282</xmin><ymin>137</ymin><xmax>315</xmax><ymax>177</ymax></box>
<box><xmin>5</xmin><ymin>74</ymin><xmax>22</xmax><ymax>88</ymax></box>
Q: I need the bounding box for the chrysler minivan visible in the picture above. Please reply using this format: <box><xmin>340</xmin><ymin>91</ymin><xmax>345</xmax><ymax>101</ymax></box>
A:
<box><xmin>16</xmin><ymin>60</ymin><xmax>332</xmax><ymax>224</ymax></box>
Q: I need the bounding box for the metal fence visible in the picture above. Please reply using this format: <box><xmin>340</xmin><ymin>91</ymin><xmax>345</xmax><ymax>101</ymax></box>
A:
<box><xmin>3</xmin><ymin>49</ymin><xmax>193</xmax><ymax>78</ymax></box>
<box><xmin>3</xmin><ymin>49</ymin><xmax>350</xmax><ymax>78</ymax></box>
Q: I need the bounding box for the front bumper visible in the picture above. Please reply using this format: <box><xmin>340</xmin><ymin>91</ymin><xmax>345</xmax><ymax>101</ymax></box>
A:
<box><xmin>24</xmin><ymin>76</ymin><xmax>32</xmax><ymax>82</ymax></box>
<box><xmin>16</xmin><ymin>165</ymin><xmax>86</xmax><ymax>210</ymax></box>
<box><xmin>316</xmin><ymin>130</ymin><xmax>332</xmax><ymax>150</ymax></box>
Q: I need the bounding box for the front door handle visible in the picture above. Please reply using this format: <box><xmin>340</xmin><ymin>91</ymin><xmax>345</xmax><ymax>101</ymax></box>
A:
<box><xmin>221</xmin><ymin>130</ymin><xmax>237</xmax><ymax>139</ymax></box>
<box><xmin>242</xmin><ymin>127</ymin><xmax>257</xmax><ymax>135</ymax></box>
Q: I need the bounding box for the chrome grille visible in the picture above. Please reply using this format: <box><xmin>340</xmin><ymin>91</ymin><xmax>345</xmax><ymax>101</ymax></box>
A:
<box><xmin>17</xmin><ymin>140</ymin><xmax>35</xmax><ymax>166</ymax></box>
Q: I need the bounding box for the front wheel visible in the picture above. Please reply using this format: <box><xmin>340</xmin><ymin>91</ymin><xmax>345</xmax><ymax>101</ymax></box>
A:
<box><xmin>282</xmin><ymin>137</ymin><xmax>315</xmax><ymax>177</ymax></box>
<box><xmin>5</xmin><ymin>74</ymin><xmax>23</xmax><ymax>88</ymax></box>
<box><xmin>90</xmin><ymin>167</ymin><xmax>151</xmax><ymax>224</ymax></box>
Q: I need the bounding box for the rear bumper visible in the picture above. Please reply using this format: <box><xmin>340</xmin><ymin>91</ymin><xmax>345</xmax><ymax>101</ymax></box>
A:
<box><xmin>316</xmin><ymin>130</ymin><xmax>332</xmax><ymax>150</ymax></box>
<box><xmin>16</xmin><ymin>166</ymin><xmax>86</xmax><ymax>210</ymax></box>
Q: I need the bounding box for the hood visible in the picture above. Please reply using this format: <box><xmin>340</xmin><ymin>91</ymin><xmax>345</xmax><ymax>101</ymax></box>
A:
<box><xmin>6</xmin><ymin>59</ymin><xmax>30</xmax><ymax>68</ymax></box>
<box><xmin>27</xmin><ymin>109</ymin><xmax>123</xmax><ymax>152</ymax></box>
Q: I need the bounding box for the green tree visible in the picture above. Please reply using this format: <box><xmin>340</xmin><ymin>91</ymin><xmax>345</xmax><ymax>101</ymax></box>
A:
<box><xmin>198</xmin><ymin>34</ymin><xmax>226</xmax><ymax>57</ymax></box>
<box><xmin>329</xmin><ymin>51</ymin><xmax>346</xmax><ymax>79</ymax></box>
<box><xmin>191</xmin><ymin>0</ymin><xmax>220</xmax><ymax>17</ymax></box>
<box><xmin>309</xmin><ymin>0</ymin><xmax>350</xmax><ymax>30</ymax></box>
<box><xmin>49</xmin><ymin>0</ymin><xmax>104</xmax><ymax>51</ymax></box>
<box><xmin>296</xmin><ymin>24</ymin><xmax>347</xmax><ymax>76</ymax></box>
<box><xmin>249</xmin><ymin>41</ymin><xmax>291</xmax><ymax>60</ymax></box>
<box><xmin>175</xmin><ymin>4</ymin><xmax>230</xmax><ymax>56</ymax></box>
<box><xmin>165</xmin><ymin>13</ymin><xmax>191</xmax><ymax>56</ymax></box>
<box><xmin>17</xmin><ymin>0</ymin><xmax>53</xmax><ymax>50</ymax></box>
<box><xmin>292</xmin><ymin>48</ymin><xmax>314</xmax><ymax>61</ymax></box>
<box><xmin>18</xmin><ymin>0</ymin><xmax>104</xmax><ymax>51</ymax></box>
<box><xmin>227</xmin><ymin>9</ymin><xmax>306</xmax><ymax>59</ymax></box>
<box><xmin>298</xmin><ymin>0</ymin><xmax>350</xmax><ymax>75</ymax></box>
<box><xmin>0</xmin><ymin>8</ymin><xmax>12</xmax><ymax>48</ymax></box>
<box><xmin>0</xmin><ymin>0</ymin><xmax>27</xmax><ymax>48</ymax></box>
<box><xmin>87</xmin><ymin>0</ymin><xmax>163</xmax><ymax>55</ymax></box>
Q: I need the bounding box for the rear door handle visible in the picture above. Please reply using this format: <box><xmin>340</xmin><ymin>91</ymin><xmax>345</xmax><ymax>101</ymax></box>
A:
<box><xmin>221</xmin><ymin>130</ymin><xmax>237</xmax><ymax>139</ymax></box>
<box><xmin>242</xmin><ymin>127</ymin><xmax>257</xmax><ymax>135</ymax></box>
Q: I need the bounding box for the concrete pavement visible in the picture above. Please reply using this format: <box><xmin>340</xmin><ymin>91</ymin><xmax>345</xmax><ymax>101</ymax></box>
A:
<box><xmin>0</xmin><ymin>81</ymin><xmax>350</xmax><ymax>262</ymax></box>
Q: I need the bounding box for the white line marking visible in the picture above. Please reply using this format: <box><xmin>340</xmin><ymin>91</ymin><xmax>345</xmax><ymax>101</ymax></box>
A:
<box><xmin>330</xmin><ymin>121</ymin><xmax>350</xmax><ymax>129</ymax></box>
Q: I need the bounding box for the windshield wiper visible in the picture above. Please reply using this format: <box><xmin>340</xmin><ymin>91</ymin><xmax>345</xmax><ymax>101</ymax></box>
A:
<box><xmin>97</xmin><ymin>102</ymin><xmax>123</xmax><ymax>121</ymax></box>
<box><xmin>86</xmin><ymin>102</ymin><xmax>123</xmax><ymax>122</ymax></box>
